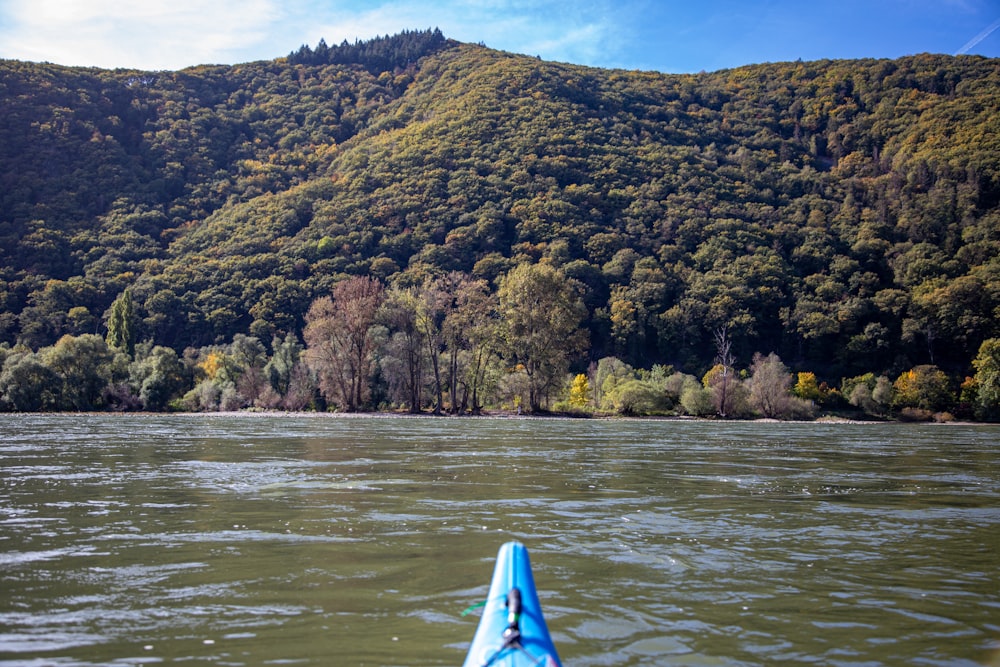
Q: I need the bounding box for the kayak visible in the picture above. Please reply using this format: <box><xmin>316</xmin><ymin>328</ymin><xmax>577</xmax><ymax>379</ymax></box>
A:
<box><xmin>463</xmin><ymin>541</ymin><xmax>562</xmax><ymax>667</ymax></box>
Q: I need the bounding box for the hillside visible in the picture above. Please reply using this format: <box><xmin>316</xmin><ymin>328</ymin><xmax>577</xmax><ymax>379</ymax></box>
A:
<box><xmin>1</xmin><ymin>31</ymin><xmax>999</xmax><ymax>387</ymax></box>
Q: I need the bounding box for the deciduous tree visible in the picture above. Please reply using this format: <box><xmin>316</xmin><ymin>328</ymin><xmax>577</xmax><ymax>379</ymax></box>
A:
<box><xmin>747</xmin><ymin>352</ymin><xmax>792</xmax><ymax>418</ymax></box>
<box><xmin>129</xmin><ymin>343</ymin><xmax>188</xmax><ymax>411</ymax></box>
<box><xmin>443</xmin><ymin>276</ymin><xmax>501</xmax><ymax>414</ymax></box>
<box><xmin>568</xmin><ymin>373</ymin><xmax>591</xmax><ymax>409</ymax></box>
<box><xmin>303</xmin><ymin>276</ymin><xmax>385</xmax><ymax>411</ymax></box>
<box><xmin>971</xmin><ymin>338</ymin><xmax>1000</xmax><ymax>420</ymax></box>
<box><xmin>497</xmin><ymin>263</ymin><xmax>588</xmax><ymax>412</ymax></box>
<box><xmin>380</xmin><ymin>285</ymin><xmax>425</xmax><ymax>412</ymax></box>
<box><xmin>106</xmin><ymin>290</ymin><xmax>136</xmax><ymax>358</ymax></box>
<box><xmin>704</xmin><ymin>327</ymin><xmax>745</xmax><ymax>418</ymax></box>
<box><xmin>41</xmin><ymin>334</ymin><xmax>118</xmax><ymax>410</ymax></box>
<box><xmin>892</xmin><ymin>365</ymin><xmax>954</xmax><ymax>412</ymax></box>
<box><xmin>0</xmin><ymin>350</ymin><xmax>61</xmax><ymax>411</ymax></box>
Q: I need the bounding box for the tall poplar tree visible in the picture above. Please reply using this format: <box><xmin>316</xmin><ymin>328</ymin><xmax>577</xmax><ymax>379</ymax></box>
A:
<box><xmin>106</xmin><ymin>290</ymin><xmax>136</xmax><ymax>358</ymax></box>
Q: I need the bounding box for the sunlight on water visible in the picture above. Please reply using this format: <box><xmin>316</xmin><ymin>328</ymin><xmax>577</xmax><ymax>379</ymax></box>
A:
<box><xmin>0</xmin><ymin>415</ymin><xmax>997</xmax><ymax>666</ymax></box>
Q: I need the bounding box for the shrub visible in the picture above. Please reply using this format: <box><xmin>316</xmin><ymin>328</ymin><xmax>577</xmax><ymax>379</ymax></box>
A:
<box><xmin>898</xmin><ymin>407</ymin><xmax>934</xmax><ymax>422</ymax></box>
<box><xmin>604</xmin><ymin>379</ymin><xmax>670</xmax><ymax>416</ymax></box>
<box><xmin>680</xmin><ymin>384</ymin><xmax>714</xmax><ymax>417</ymax></box>
<box><xmin>892</xmin><ymin>365</ymin><xmax>954</xmax><ymax>412</ymax></box>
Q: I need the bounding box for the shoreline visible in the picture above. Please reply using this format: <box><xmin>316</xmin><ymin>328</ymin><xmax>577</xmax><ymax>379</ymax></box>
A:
<box><xmin>6</xmin><ymin>409</ymin><xmax>985</xmax><ymax>425</ymax></box>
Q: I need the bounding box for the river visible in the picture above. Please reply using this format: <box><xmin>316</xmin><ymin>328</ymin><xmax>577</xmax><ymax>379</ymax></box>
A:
<box><xmin>0</xmin><ymin>414</ymin><xmax>997</xmax><ymax>666</ymax></box>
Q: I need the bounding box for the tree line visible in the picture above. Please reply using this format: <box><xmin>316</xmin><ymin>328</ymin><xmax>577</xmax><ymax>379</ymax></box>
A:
<box><xmin>3</xmin><ymin>266</ymin><xmax>999</xmax><ymax>421</ymax></box>
<box><xmin>287</xmin><ymin>28</ymin><xmax>451</xmax><ymax>73</ymax></box>
<box><xmin>1</xmin><ymin>35</ymin><xmax>999</xmax><ymax>411</ymax></box>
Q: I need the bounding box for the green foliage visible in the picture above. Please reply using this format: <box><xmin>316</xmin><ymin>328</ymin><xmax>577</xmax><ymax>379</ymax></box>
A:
<box><xmin>106</xmin><ymin>289</ymin><xmax>136</xmax><ymax>357</ymax></box>
<box><xmin>265</xmin><ymin>332</ymin><xmax>303</xmax><ymax>397</ymax></box>
<box><xmin>288</xmin><ymin>29</ymin><xmax>452</xmax><ymax>74</ymax></box>
<box><xmin>747</xmin><ymin>352</ymin><xmax>795</xmax><ymax>419</ymax></box>
<box><xmin>603</xmin><ymin>379</ymin><xmax>671</xmax><ymax>416</ymax></box>
<box><xmin>593</xmin><ymin>356</ymin><xmax>636</xmax><ymax>410</ymax></box>
<box><xmin>129</xmin><ymin>342</ymin><xmax>188</xmax><ymax>410</ymax></box>
<box><xmin>842</xmin><ymin>372</ymin><xmax>893</xmax><ymax>417</ymax></box>
<box><xmin>891</xmin><ymin>365</ymin><xmax>954</xmax><ymax>412</ymax></box>
<box><xmin>971</xmin><ymin>338</ymin><xmax>1000</xmax><ymax>420</ymax></box>
<box><xmin>1</xmin><ymin>38</ymin><xmax>999</xmax><ymax>415</ymax></box>
<box><xmin>41</xmin><ymin>334</ymin><xmax>119</xmax><ymax>410</ymax></box>
<box><xmin>497</xmin><ymin>263</ymin><xmax>588</xmax><ymax>411</ymax></box>
<box><xmin>680</xmin><ymin>383</ymin><xmax>715</xmax><ymax>417</ymax></box>
<box><xmin>0</xmin><ymin>350</ymin><xmax>61</xmax><ymax>411</ymax></box>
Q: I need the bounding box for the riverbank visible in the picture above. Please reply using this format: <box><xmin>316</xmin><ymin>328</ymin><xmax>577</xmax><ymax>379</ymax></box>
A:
<box><xmin>30</xmin><ymin>408</ymin><xmax>983</xmax><ymax>425</ymax></box>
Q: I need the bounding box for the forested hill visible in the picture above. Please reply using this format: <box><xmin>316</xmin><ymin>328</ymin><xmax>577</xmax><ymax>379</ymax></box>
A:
<box><xmin>1</xmin><ymin>31</ymin><xmax>999</xmax><ymax>385</ymax></box>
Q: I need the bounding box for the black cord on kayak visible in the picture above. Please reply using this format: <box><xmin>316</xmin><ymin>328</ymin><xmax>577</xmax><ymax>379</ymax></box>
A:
<box><xmin>502</xmin><ymin>587</ymin><xmax>522</xmax><ymax>648</ymax></box>
<box><xmin>480</xmin><ymin>588</ymin><xmax>532</xmax><ymax>667</ymax></box>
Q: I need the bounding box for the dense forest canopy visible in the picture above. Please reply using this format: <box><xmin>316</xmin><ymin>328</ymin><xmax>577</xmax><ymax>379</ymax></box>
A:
<box><xmin>1</xmin><ymin>30</ymin><xmax>999</xmax><ymax>415</ymax></box>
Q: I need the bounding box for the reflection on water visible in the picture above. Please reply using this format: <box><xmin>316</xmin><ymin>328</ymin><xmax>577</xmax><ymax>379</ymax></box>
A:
<box><xmin>0</xmin><ymin>415</ymin><xmax>998</xmax><ymax>666</ymax></box>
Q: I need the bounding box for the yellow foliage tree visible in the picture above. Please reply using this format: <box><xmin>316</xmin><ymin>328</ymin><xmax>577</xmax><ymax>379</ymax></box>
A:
<box><xmin>568</xmin><ymin>373</ymin><xmax>591</xmax><ymax>409</ymax></box>
<box><xmin>793</xmin><ymin>372</ymin><xmax>821</xmax><ymax>400</ymax></box>
<box><xmin>891</xmin><ymin>365</ymin><xmax>953</xmax><ymax>411</ymax></box>
<box><xmin>200</xmin><ymin>352</ymin><xmax>223</xmax><ymax>380</ymax></box>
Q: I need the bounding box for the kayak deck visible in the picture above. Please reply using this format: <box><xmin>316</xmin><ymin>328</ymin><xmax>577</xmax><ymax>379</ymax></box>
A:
<box><xmin>463</xmin><ymin>541</ymin><xmax>561</xmax><ymax>667</ymax></box>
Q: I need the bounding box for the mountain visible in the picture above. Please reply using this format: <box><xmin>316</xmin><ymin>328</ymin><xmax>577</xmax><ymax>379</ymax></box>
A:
<box><xmin>1</xmin><ymin>30</ymin><xmax>998</xmax><ymax>382</ymax></box>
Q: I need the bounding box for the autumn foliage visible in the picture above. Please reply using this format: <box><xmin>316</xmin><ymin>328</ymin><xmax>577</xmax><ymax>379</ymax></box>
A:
<box><xmin>1</xmin><ymin>31</ymin><xmax>998</xmax><ymax>417</ymax></box>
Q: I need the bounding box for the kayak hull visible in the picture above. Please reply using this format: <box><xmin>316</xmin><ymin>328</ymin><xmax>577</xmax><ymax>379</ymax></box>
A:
<box><xmin>462</xmin><ymin>541</ymin><xmax>562</xmax><ymax>667</ymax></box>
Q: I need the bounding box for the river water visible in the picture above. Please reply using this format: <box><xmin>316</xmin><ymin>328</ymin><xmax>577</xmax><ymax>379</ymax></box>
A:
<box><xmin>0</xmin><ymin>414</ymin><xmax>997</xmax><ymax>666</ymax></box>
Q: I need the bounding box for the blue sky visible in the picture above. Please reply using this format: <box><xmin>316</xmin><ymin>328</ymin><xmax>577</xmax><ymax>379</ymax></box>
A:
<box><xmin>0</xmin><ymin>0</ymin><xmax>997</xmax><ymax>73</ymax></box>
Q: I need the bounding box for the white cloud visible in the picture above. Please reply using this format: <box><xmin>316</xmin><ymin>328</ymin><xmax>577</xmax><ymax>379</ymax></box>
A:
<box><xmin>0</xmin><ymin>0</ymin><xmax>281</xmax><ymax>69</ymax></box>
<box><xmin>0</xmin><ymin>0</ymin><xmax>629</xmax><ymax>70</ymax></box>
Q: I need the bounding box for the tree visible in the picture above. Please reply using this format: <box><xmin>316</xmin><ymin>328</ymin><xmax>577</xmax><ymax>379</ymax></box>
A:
<box><xmin>401</xmin><ymin>272</ymin><xmax>492</xmax><ymax>414</ymax></box>
<box><xmin>892</xmin><ymin>365</ymin><xmax>954</xmax><ymax>412</ymax></box>
<box><xmin>265</xmin><ymin>333</ymin><xmax>304</xmax><ymax>400</ymax></box>
<box><xmin>872</xmin><ymin>375</ymin><xmax>893</xmax><ymax>409</ymax></box>
<box><xmin>604</xmin><ymin>379</ymin><xmax>670</xmax><ymax>415</ymax></box>
<box><xmin>593</xmin><ymin>357</ymin><xmax>635</xmax><ymax>411</ymax></box>
<box><xmin>282</xmin><ymin>363</ymin><xmax>317</xmax><ymax>411</ymax></box>
<box><xmin>380</xmin><ymin>285</ymin><xmax>425</xmax><ymax>412</ymax></box>
<box><xmin>793</xmin><ymin>372</ymin><xmax>822</xmax><ymax>401</ymax></box>
<box><xmin>106</xmin><ymin>290</ymin><xmax>137</xmax><ymax>357</ymax></box>
<box><xmin>704</xmin><ymin>327</ymin><xmax>744</xmax><ymax>418</ymax></box>
<box><xmin>303</xmin><ymin>276</ymin><xmax>385</xmax><ymax>411</ymax></box>
<box><xmin>680</xmin><ymin>381</ymin><xmax>714</xmax><ymax>417</ymax></box>
<box><xmin>497</xmin><ymin>263</ymin><xmax>588</xmax><ymax>412</ymax></box>
<box><xmin>843</xmin><ymin>372</ymin><xmax>892</xmax><ymax>417</ymax></box>
<box><xmin>443</xmin><ymin>275</ymin><xmax>501</xmax><ymax>414</ymax></box>
<box><xmin>702</xmin><ymin>363</ymin><xmax>750</xmax><ymax>418</ymax></box>
<box><xmin>129</xmin><ymin>343</ymin><xmax>188</xmax><ymax>411</ymax></box>
<box><xmin>3</xmin><ymin>52</ymin><xmax>1000</xmax><ymax>405</ymax></box>
<box><xmin>747</xmin><ymin>352</ymin><xmax>793</xmax><ymax>418</ymax></box>
<box><xmin>417</xmin><ymin>275</ymin><xmax>460</xmax><ymax>414</ymax></box>
<box><xmin>184</xmin><ymin>335</ymin><xmax>269</xmax><ymax>411</ymax></box>
<box><xmin>229</xmin><ymin>334</ymin><xmax>268</xmax><ymax>378</ymax></box>
<box><xmin>568</xmin><ymin>373</ymin><xmax>591</xmax><ymax>409</ymax></box>
<box><xmin>0</xmin><ymin>350</ymin><xmax>61</xmax><ymax>411</ymax></box>
<box><xmin>41</xmin><ymin>334</ymin><xmax>118</xmax><ymax>410</ymax></box>
<box><xmin>971</xmin><ymin>338</ymin><xmax>1000</xmax><ymax>420</ymax></box>
<box><xmin>609</xmin><ymin>292</ymin><xmax>639</xmax><ymax>356</ymax></box>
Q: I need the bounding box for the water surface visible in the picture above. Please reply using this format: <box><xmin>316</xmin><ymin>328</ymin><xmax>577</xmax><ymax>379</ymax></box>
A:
<box><xmin>0</xmin><ymin>414</ymin><xmax>998</xmax><ymax>665</ymax></box>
